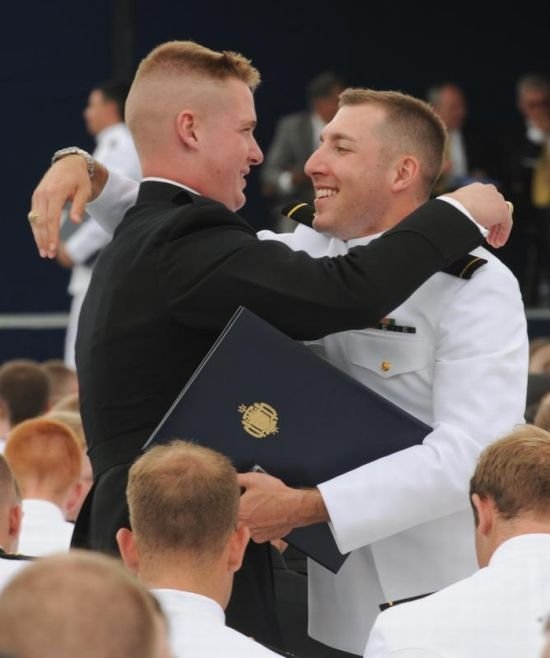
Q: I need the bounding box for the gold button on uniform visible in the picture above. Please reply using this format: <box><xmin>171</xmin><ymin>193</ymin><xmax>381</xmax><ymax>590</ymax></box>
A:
<box><xmin>381</xmin><ymin>361</ymin><xmax>391</xmax><ymax>372</ymax></box>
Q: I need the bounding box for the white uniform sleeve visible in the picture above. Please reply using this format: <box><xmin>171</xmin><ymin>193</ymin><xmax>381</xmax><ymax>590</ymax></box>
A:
<box><xmin>64</xmin><ymin>218</ymin><xmax>111</xmax><ymax>264</ymax></box>
<box><xmin>319</xmin><ymin>266</ymin><xmax>528</xmax><ymax>552</ymax></box>
<box><xmin>438</xmin><ymin>196</ymin><xmax>488</xmax><ymax>237</ymax></box>
<box><xmin>86</xmin><ymin>170</ymin><xmax>139</xmax><ymax>236</ymax></box>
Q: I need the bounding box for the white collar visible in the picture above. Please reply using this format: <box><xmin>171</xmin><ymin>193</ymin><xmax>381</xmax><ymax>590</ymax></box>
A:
<box><xmin>22</xmin><ymin>499</ymin><xmax>66</xmax><ymax>521</ymax></box>
<box><xmin>141</xmin><ymin>177</ymin><xmax>200</xmax><ymax>197</ymax></box>
<box><xmin>152</xmin><ymin>587</ymin><xmax>225</xmax><ymax>624</ymax></box>
<box><xmin>489</xmin><ymin>533</ymin><xmax>550</xmax><ymax>567</ymax></box>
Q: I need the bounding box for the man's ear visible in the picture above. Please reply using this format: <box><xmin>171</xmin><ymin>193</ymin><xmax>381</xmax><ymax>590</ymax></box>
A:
<box><xmin>227</xmin><ymin>524</ymin><xmax>250</xmax><ymax>574</ymax></box>
<box><xmin>7</xmin><ymin>503</ymin><xmax>22</xmax><ymax>553</ymax></box>
<box><xmin>471</xmin><ymin>493</ymin><xmax>496</xmax><ymax>537</ymax></box>
<box><xmin>391</xmin><ymin>155</ymin><xmax>419</xmax><ymax>192</ymax></box>
<box><xmin>65</xmin><ymin>480</ymin><xmax>84</xmax><ymax>518</ymax></box>
<box><xmin>176</xmin><ymin>110</ymin><xmax>199</xmax><ymax>149</ymax></box>
<box><xmin>116</xmin><ymin>527</ymin><xmax>140</xmax><ymax>573</ymax></box>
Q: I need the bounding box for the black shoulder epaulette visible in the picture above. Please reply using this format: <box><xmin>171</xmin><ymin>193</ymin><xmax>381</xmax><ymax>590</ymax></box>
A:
<box><xmin>443</xmin><ymin>254</ymin><xmax>487</xmax><ymax>279</ymax></box>
<box><xmin>0</xmin><ymin>547</ymin><xmax>35</xmax><ymax>561</ymax></box>
<box><xmin>379</xmin><ymin>591</ymin><xmax>434</xmax><ymax>612</ymax></box>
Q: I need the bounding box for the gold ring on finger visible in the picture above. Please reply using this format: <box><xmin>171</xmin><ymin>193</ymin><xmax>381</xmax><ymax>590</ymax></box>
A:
<box><xmin>27</xmin><ymin>210</ymin><xmax>39</xmax><ymax>225</ymax></box>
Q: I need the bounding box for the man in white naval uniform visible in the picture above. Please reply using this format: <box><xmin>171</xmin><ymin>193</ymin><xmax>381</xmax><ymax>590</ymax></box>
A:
<box><xmin>57</xmin><ymin>81</ymin><xmax>141</xmax><ymax>368</ymax></box>
<box><xmin>238</xmin><ymin>89</ymin><xmax>528</xmax><ymax>655</ymax></box>
<box><xmin>34</xmin><ymin>89</ymin><xmax>525</xmax><ymax>656</ymax></box>
<box><xmin>364</xmin><ymin>425</ymin><xmax>550</xmax><ymax>658</ymax></box>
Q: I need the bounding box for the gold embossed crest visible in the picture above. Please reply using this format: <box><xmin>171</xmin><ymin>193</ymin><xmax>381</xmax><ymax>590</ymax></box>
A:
<box><xmin>238</xmin><ymin>402</ymin><xmax>279</xmax><ymax>438</ymax></box>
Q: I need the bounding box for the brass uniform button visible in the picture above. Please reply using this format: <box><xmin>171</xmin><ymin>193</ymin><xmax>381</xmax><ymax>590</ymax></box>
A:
<box><xmin>381</xmin><ymin>361</ymin><xmax>391</xmax><ymax>372</ymax></box>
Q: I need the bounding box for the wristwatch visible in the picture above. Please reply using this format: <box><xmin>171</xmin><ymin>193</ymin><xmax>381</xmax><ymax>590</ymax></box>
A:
<box><xmin>51</xmin><ymin>147</ymin><xmax>95</xmax><ymax>178</ymax></box>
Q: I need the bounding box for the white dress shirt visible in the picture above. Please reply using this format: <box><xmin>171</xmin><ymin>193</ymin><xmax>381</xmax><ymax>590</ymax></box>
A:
<box><xmin>18</xmin><ymin>499</ymin><xmax>73</xmax><ymax>556</ymax></box>
<box><xmin>152</xmin><ymin>588</ymin><xmax>280</xmax><ymax>657</ymax></box>
<box><xmin>364</xmin><ymin>534</ymin><xmax>550</xmax><ymax>658</ymax></box>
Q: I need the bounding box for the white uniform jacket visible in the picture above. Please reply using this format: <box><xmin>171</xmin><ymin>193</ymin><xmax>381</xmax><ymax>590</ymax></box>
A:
<box><xmin>18</xmin><ymin>499</ymin><xmax>74</xmax><ymax>557</ymax></box>
<box><xmin>258</xmin><ymin>224</ymin><xmax>528</xmax><ymax>655</ymax></box>
<box><xmin>153</xmin><ymin>588</ymin><xmax>281</xmax><ymax>658</ymax></box>
<box><xmin>364</xmin><ymin>533</ymin><xmax>550</xmax><ymax>658</ymax></box>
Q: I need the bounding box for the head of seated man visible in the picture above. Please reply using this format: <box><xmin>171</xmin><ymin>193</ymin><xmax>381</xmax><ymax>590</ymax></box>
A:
<box><xmin>116</xmin><ymin>441</ymin><xmax>288</xmax><ymax>657</ymax></box>
<box><xmin>0</xmin><ymin>360</ymin><xmax>50</xmax><ymax>439</ymax></box>
<box><xmin>117</xmin><ymin>439</ymin><xmax>248</xmax><ymax>608</ymax></box>
<box><xmin>0</xmin><ymin>550</ymin><xmax>172</xmax><ymax>658</ymax></box>
<box><xmin>4</xmin><ymin>418</ymin><xmax>83</xmax><ymax>555</ymax></box>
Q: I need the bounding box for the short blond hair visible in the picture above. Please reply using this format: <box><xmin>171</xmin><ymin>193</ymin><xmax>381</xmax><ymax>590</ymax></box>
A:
<box><xmin>339</xmin><ymin>88</ymin><xmax>447</xmax><ymax>197</ymax></box>
<box><xmin>470</xmin><ymin>425</ymin><xmax>550</xmax><ymax>521</ymax></box>
<box><xmin>5</xmin><ymin>418</ymin><xmax>82</xmax><ymax>497</ymax></box>
<box><xmin>127</xmin><ymin>440</ymin><xmax>239</xmax><ymax>558</ymax></box>
<box><xmin>134</xmin><ymin>40</ymin><xmax>260</xmax><ymax>90</ymax></box>
<box><xmin>0</xmin><ymin>551</ymin><xmax>164</xmax><ymax>658</ymax></box>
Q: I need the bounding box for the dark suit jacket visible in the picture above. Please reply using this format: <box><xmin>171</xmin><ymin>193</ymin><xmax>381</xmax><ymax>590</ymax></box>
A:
<box><xmin>74</xmin><ymin>180</ymin><xmax>482</xmax><ymax>645</ymax></box>
<box><xmin>260</xmin><ymin>111</ymin><xmax>316</xmax><ymax>205</ymax></box>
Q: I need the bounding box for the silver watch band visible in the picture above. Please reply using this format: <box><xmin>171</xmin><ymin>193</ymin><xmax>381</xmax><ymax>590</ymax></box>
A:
<box><xmin>51</xmin><ymin>147</ymin><xmax>95</xmax><ymax>178</ymax></box>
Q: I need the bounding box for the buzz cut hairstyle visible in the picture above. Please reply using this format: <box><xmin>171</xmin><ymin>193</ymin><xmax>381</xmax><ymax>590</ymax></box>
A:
<box><xmin>133</xmin><ymin>40</ymin><xmax>261</xmax><ymax>91</ymax></box>
<box><xmin>338</xmin><ymin>88</ymin><xmax>448</xmax><ymax>197</ymax></box>
<box><xmin>127</xmin><ymin>440</ymin><xmax>240</xmax><ymax>559</ymax></box>
<box><xmin>470</xmin><ymin>424</ymin><xmax>550</xmax><ymax>523</ymax></box>
<box><xmin>5</xmin><ymin>418</ymin><xmax>82</xmax><ymax>496</ymax></box>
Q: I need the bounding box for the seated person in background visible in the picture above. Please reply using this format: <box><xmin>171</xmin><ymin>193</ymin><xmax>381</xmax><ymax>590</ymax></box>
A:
<box><xmin>260</xmin><ymin>71</ymin><xmax>344</xmax><ymax>231</ymax></box>
<box><xmin>0</xmin><ymin>360</ymin><xmax>49</xmax><ymax>451</ymax></box>
<box><xmin>44</xmin><ymin>410</ymin><xmax>93</xmax><ymax>521</ymax></box>
<box><xmin>40</xmin><ymin>359</ymin><xmax>78</xmax><ymax>407</ymax></box>
<box><xmin>364</xmin><ymin>425</ymin><xmax>550</xmax><ymax>658</ymax></box>
<box><xmin>0</xmin><ymin>455</ymin><xmax>28</xmax><ymax>589</ymax></box>
<box><xmin>4</xmin><ymin>418</ymin><xmax>82</xmax><ymax>555</ymax></box>
<box><xmin>116</xmin><ymin>440</ymin><xmax>282</xmax><ymax>658</ymax></box>
<box><xmin>0</xmin><ymin>550</ymin><xmax>172</xmax><ymax>658</ymax></box>
<box><xmin>428</xmin><ymin>82</ymin><xmax>498</xmax><ymax>194</ymax></box>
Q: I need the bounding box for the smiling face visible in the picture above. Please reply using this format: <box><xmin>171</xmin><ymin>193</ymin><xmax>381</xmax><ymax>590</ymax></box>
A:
<box><xmin>305</xmin><ymin>104</ymin><xmax>396</xmax><ymax>240</ymax></box>
<box><xmin>195</xmin><ymin>78</ymin><xmax>263</xmax><ymax>211</ymax></box>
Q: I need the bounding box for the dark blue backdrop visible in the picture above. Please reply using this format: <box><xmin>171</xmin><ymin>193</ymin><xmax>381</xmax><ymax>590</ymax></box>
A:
<box><xmin>3</xmin><ymin>1</ymin><xmax>550</xmax><ymax>359</ymax></box>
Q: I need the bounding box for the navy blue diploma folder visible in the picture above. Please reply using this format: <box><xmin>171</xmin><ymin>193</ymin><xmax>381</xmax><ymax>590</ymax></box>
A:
<box><xmin>144</xmin><ymin>307</ymin><xmax>431</xmax><ymax>573</ymax></box>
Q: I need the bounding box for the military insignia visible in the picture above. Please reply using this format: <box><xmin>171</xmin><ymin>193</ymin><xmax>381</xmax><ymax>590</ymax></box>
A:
<box><xmin>443</xmin><ymin>255</ymin><xmax>487</xmax><ymax>279</ymax></box>
<box><xmin>371</xmin><ymin>317</ymin><xmax>416</xmax><ymax>334</ymax></box>
<box><xmin>238</xmin><ymin>402</ymin><xmax>279</xmax><ymax>438</ymax></box>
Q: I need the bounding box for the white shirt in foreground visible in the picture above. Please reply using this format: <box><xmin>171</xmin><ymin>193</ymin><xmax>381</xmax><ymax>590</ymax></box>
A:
<box><xmin>364</xmin><ymin>533</ymin><xmax>550</xmax><ymax>658</ymax></box>
<box><xmin>18</xmin><ymin>499</ymin><xmax>73</xmax><ymax>556</ymax></box>
<box><xmin>152</xmin><ymin>588</ymin><xmax>280</xmax><ymax>658</ymax></box>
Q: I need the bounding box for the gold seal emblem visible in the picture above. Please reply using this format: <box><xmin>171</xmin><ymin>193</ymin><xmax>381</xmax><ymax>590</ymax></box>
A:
<box><xmin>238</xmin><ymin>402</ymin><xmax>279</xmax><ymax>438</ymax></box>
